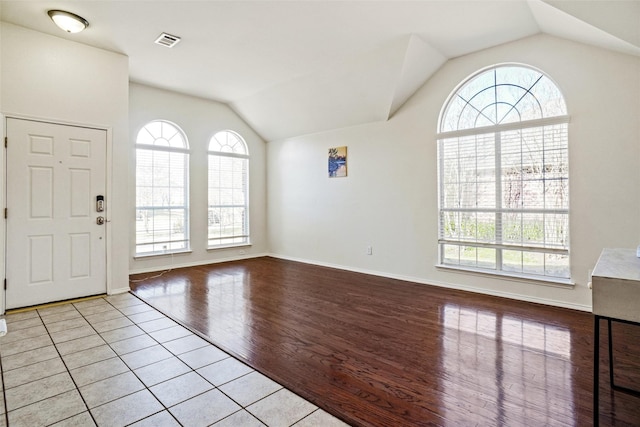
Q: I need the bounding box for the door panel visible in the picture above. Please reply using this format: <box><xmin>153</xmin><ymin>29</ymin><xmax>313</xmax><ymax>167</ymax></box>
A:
<box><xmin>6</xmin><ymin>118</ymin><xmax>107</xmax><ymax>309</ymax></box>
<box><xmin>70</xmin><ymin>168</ymin><xmax>91</xmax><ymax>217</ymax></box>
<box><xmin>30</xmin><ymin>166</ymin><xmax>54</xmax><ymax>218</ymax></box>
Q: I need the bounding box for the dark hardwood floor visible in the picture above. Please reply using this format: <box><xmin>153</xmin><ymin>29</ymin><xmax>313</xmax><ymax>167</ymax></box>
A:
<box><xmin>129</xmin><ymin>257</ymin><xmax>640</xmax><ymax>426</ymax></box>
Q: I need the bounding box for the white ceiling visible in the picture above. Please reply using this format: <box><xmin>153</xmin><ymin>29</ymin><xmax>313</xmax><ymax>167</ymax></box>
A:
<box><xmin>1</xmin><ymin>1</ymin><xmax>639</xmax><ymax>141</ymax></box>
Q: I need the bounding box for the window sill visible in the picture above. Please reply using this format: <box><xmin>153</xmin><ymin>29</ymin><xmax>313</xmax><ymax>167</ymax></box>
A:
<box><xmin>436</xmin><ymin>264</ymin><xmax>575</xmax><ymax>289</ymax></box>
<box><xmin>134</xmin><ymin>250</ymin><xmax>192</xmax><ymax>260</ymax></box>
<box><xmin>207</xmin><ymin>243</ymin><xmax>252</xmax><ymax>251</ymax></box>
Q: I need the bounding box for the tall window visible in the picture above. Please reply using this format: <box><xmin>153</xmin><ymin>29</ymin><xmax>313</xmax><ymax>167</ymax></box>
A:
<box><xmin>437</xmin><ymin>65</ymin><xmax>570</xmax><ymax>280</ymax></box>
<box><xmin>208</xmin><ymin>130</ymin><xmax>249</xmax><ymax>247</ymax></box>
<box><xmin>135</xmin><ymin>120</ymin><xmax>190</xmax><ymax>255</ymax></box>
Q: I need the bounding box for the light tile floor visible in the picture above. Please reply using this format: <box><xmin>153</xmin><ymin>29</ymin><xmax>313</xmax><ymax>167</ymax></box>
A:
<box><xmin>0</xmin><ymin>293</ymin><xmax>350</xmax><ymax>427</ymax></box>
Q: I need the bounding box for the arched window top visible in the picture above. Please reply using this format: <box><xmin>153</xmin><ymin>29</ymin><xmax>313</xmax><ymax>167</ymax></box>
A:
<box><xmin>136</xmin><ymin>120</ymin><xmax>188</xmax><ymax>149</ymax></box>
<box><xmin>439</xmin><ymin>64</ymin><xmax>567</xmax><ymax>133</ymax></box>
<box><xmin>209</xmin><ymin>130</ymin><xmax>248</xmax><ymax>156</ymax></box>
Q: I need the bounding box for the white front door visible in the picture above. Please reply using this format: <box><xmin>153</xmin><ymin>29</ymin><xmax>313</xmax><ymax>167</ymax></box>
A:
<box><xmin>5</xmin><ymin>118</ymin><xmax>107</xmax><ymax>309</ymax></box>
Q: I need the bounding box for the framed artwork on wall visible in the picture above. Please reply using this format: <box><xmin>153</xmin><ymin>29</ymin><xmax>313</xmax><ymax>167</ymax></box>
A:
<box><xmin>328</xmin><ymin>146</ymin><xmax>347</xmax><ymax>178</ymax></box>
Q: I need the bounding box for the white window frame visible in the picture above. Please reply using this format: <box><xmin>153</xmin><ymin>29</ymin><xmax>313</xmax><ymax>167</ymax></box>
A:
<box><xmin>437</xmin><ymin>64</ymin><xmax>571</xmax><ymax>283</ymax></box>
<box><xmin>135</xmin><ymin>120</ymin><xmax>190</xmax><ymax>256</ymax></box>
<box><xmin>207</xmin><ymin>130</ymin><xmax>250</xmax><ymax>249</ymax></box>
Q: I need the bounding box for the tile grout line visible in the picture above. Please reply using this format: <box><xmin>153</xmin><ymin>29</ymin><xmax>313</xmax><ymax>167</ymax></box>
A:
<box><xmin>2</xmin><ymin>295</ymin><xmax>324</xmax><ymax>427</ymax></box>
<box><xmin>59</xmin><ymin>296</ymin><xmax>171</xmax><ymax>425</ymax></box>
<box><xmin>112</xmin><ymin>294</ymin><xmax>247</xmax><ymax>424</ymax></box>
<box><xmin>112</xmin><ymin>297</ymin><xmax>251</xmax><ymax>426</ymax></box>
<box><xmin>126</xmin><ymin>293</ymin><xmax>283</xmax><ymax>392</ymax></box>
<box><xmin>1</xmin><ymin>298</ymin><xmax>166</xmax><ymax>426</ymax></box>
<box><xmin>104</xmin><ymin>296</ymin><xmax>184</xmax><ymax>426</ymax></box>
<box><xmin>290</xmin><ymin>408</ymin><xmax>321</xmax><ymax>427</ymax></box>
<box><xmin>127</xmin><ymin>291</ymin><xmax>322</xmax><ymax>426</ymax></box>
<box><xmin>76</xmin><ymin>296</ymin><xmax>175</xmax><ymax>426</ymax></box>
<box><xmin>0</xmin><ymin>342</ymin><xmax>9</xmax><ymax>427</ymax></box>
<box><xmin>10</xmin><ymin>303</ymin><xmax>205</xmax><ymax>425</ymax></box>
<box><xmin>37</xmin><ymin>306</ymin><xmax>99</xmax><ymax>427</ymax></box>
<box><xmin>23</xmin><ymin>298</ymin><xmax>180</xmax><ymax>425</ymax></box>
<box><xmin>1</xmin><ymin>307</ymin><xmax>100</xmax><ymax>425</ymax></box>
<box><xmin>88</xmin><ymin>295</ymin><xmax>249</xmax><ymax>426</ymax></box>
<box><xmin>114</xmin><ymin>296</ymin><xmax>290</xmax><ymax>427</ymax></box>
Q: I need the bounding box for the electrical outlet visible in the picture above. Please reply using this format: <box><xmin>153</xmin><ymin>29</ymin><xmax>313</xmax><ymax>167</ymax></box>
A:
<box><xmin>366</xmin><ymin>245</ymin><xmax>373</xmax><ymax>255</ymax></box>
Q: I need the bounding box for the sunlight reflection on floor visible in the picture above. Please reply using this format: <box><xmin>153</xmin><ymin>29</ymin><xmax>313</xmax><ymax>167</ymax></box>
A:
<box><xmin>441</xmin><ymin>304</ymin><xmax>574</xmax><ymax>426</ymax></box>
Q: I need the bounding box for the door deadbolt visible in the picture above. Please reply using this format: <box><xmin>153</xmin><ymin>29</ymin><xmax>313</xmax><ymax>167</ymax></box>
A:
<box><xmin>96</xmin><ymin>216</ymin><xmax>105</xmax><ymax>225</ymax></box>
<box><xmin>96</xmin><ymin>195</ymin><xmax>105</xmax><ymax>212</ymax></box>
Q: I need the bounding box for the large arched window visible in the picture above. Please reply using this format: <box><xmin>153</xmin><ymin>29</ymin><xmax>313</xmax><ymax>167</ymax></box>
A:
<box><xmin>208</xmin><ymin>130</ymin><xmax>250</xmax><ymax>247</ymax></box>
<box><xmin>437</xmin><ymin>64</ymin><xmax>570</xmax><ymax>280</ymax></box>
<box><xmin>135</xmin><ymin>120</ymin><xmax>190</xmax><ymax>255</ymax></box>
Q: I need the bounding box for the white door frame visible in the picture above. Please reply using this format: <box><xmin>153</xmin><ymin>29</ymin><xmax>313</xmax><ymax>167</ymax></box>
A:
<box><xmin>1</xmin><ymin>113</ymin><xmax>114</xmax><ymax>314</ymax></box>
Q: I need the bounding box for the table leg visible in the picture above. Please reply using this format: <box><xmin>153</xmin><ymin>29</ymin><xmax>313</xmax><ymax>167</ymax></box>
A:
<box><xmin>608</xmin><ymin>318</ymin><xmax>614</xmax><ymax>388</ymax></box>
<box><xmin>594</xmin><ymin>315</ymin><xmax>600</xmax><ymax>427</ymax></box>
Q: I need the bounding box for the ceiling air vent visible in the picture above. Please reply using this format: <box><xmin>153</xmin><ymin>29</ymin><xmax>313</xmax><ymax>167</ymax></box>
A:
<box><xmin>154</xmin><ymin>33</ymin><xmax>181</xmax><ymax>48</ymax></box>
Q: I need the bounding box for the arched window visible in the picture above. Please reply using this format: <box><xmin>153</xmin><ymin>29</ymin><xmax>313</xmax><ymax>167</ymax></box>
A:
<box><xmin>437</xmin><ymin>64</ymin><xmax>570</xmax><ymax>280</ymax></box>
<box><xmin>135</xmin><ymin>120</ymin><xmax>190</xmax><ymax>255</ymax></box>
<box><xmin>208</xmin><ymin>130</ymin><xmax>250</xmax><ymax>247</ymax></box>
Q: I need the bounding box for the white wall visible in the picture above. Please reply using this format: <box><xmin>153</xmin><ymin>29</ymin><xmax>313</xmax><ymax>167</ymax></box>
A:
<box><xmin>129</xmin><ymin>83</ymin><xmax>268</xmax><ymax>274</ymax></box>
<box><xmin>0</xmin><ymin>23</ymin><xmax>130</xmax><ymax>302</ymax></box>
<box><xmin>267</xmin><ymin>34</ymin><xmax>640</xmax><ymax>311</ymax></box>
<box><xmin>4</xmin><ymin>24</ymin><xmax>638</xmax><ymax>312</ymax></box>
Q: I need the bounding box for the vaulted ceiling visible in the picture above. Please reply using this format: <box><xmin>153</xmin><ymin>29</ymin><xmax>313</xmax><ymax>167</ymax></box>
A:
<box><xmin>1</xmin><ymin>1</ymin><xmax>639</xmax><ymax>141</ymax></box>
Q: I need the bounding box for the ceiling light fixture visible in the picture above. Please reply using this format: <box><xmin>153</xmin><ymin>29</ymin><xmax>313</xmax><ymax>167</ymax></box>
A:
<box><xmin>47</xmin><ymin>10</ymin><xmax>89</xmax><ymax>33</ymax></box>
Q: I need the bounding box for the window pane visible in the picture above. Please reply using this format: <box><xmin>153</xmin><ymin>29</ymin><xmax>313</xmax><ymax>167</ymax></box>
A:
<box><xmin>503</xmin><ymin>250</ymin><xmax>523</xmax><ymax>273</ymax></box>
<box><xmin>545</xmin><ymin>214</ymin><xmax>569</xmax><ymax>249</ymax></box>
<box><xmin>476</xmin><ymin>182</ymin><xmax>495</xmax><ymax>208</ymax></box>
<box><xmin>477</xmin><ymin>248</ymin><xmax>496</xmax><ymax>269</ymax></box>
<box><xmin>442</xmin><ymin>244</ymin><xmax>460</xmax><ymax>265</ymax></box>
<box><xmin>136</xmin><ymin>120</ymin><xmax>187</xmax><ymax>149</ymax></box>
<box><xmin>441</xmin><ymin>97</ymin><xmax>467</xmax><ymax>132</ymax></box>
<box><xmin>529</xmin><ymin>77</ymin><xmax>567</xmax><ymax>116</ymax></box>
<box><xmin>208</xmin><ymin>207</ymin><xmax>246</xmax><ymax>238</ymax></box>
<box><xmin>523</xmin><ymin>251</ymin><xmax>545</xmax><ymax>276</ymax></box>
<box><xmin>209</xmin><ymin>130</ymin><xmax>248</xmax><ymax>155</ymax></box>
<box><xmin>477</xmin><ymin>212</ymin><xmax>496</xmax><ymax>243</ymax></box>
<box><xmin>440</xmin><ymin>211</ymin><xmax>459</xmax><ymax>240</ymax></box>
<box><xmin>522</xmin><ymin>213</ymin><xmax>544</xmax><ymax>247</ymax></box>
<box><xmin>440</xmin><ymin>137</ymin><xmax>459</xmax><ymax>160</ymax></box>
<box><xmin>545</xmin><ymin>254</ymin><xmax>570</xmax><ymax>278</ymax></box>
<box><xmin>495</xmin><ymin>84</ymin><xmax>526</xmax><ymax>115</ymax></box>
<box><xmin>460</xmin><ymin>212</ymin><xmax>477</xmax><ymax>241</ymax></box>
<box><xmin>460</xmin><ymin>246</ymin><xmax>477</xmax><ymax>267</ymax></box>
<box><xmin>469</xmin><ymin>88</ymin><xmax>497</xmax><ymax>125</ymax></box>
<box><xmin>502</xmin><ymin>213</ymin><xmax>522</xmax><ymax>245</ymax></box>
<box><xmin>459</xmin><ymin>181</ymin><xmax>476</xmax><ymax>208</ymax></box>
<box><xmin>135</xmin><ymin>208</ymin><xmax>188</xmax><ymax>254</ymax></box>
<box><xmin>502</xmin><ymin>173</ymin><xmax>522</xmax><ymax>209</ymax></box>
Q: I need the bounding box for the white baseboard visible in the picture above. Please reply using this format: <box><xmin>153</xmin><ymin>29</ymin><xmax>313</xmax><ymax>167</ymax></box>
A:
<box><xmin>129</xmin><ymin>252</ymin><xmax>269</xmax><ymax>276</ymax></box>
<box><xmin>268</xmin><ymin>253</ymin><xmax>592</xmax><ymax>312</ymax></box>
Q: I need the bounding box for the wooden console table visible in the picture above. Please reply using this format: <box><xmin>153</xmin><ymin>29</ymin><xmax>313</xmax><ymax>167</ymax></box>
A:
<box><xmin>592</xmin><ymin>248</ymin><xmax>640</xmax><ymax>426</ymax></box>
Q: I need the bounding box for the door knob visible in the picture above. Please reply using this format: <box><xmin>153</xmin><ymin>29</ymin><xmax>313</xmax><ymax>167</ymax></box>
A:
<box><xmin>96</xmin><ymin>216</ymin><xmax>105</xmax><ymax>225</ymax></box>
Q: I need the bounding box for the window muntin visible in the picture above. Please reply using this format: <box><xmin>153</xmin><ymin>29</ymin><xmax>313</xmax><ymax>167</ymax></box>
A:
<box><xmin>440</xmin><ymin>65</ymin><xmax>567</xmax><ymax>132</ymax></box>
<box><xmin>208</xmin><ymin>131</ymin><xmax>249</xmax><ymax>247</ymax></box>
<box><xmin>438</xmin><ymin>65</ymin><xmax>570</xmax><ymax>280</ymax></box>
<box><xmin>135</xmin><ymin>120</ymin><xmax>190</xmax><ymax>255</ymax></box>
